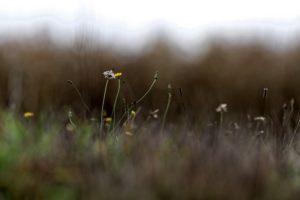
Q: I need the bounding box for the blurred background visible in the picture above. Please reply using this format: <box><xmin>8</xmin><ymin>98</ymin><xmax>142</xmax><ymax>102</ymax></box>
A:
<box><xmin>1</xmin><ymin>0</ymin><xmax>300</xmax><ymax>118</ymax></box>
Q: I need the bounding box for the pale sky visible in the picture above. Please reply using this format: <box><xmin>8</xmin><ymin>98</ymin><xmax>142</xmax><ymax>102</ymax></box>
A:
<box><xmin>1</xmin><ymin>0</ymin><xmax>300</xmax><ymax>49</ymax></box>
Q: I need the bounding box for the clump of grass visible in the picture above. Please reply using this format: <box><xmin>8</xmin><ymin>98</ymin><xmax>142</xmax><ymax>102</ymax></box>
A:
<box><xmin>0</xmin><ymin>108</ymin><xmax>300</xmax><ymax>199</ymax></box>
<box><xmin>110</xmin><ymin>70</ymin><xmax>159</xmax><ymax>133</ymax></box>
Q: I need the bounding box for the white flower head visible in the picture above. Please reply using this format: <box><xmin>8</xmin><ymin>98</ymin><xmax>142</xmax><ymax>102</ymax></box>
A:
<box><xmin>103</xmin><ymin>70</ymin><xmax>116</xmax><ymax>79</ymax></box>
<box><xmin>149</xmin><ymin>109</ymin><xmax>159</xmax><ymax>119</ymax></box>
<box><xmin>216</xmin><ymin>103</ymin><xmax>227</xmax><ymax>113</ymax></box>
<box><xmin>233</xmin><ymin>122</ymin><xmax>240</xmax><ymax>130</ymax></box>
<box><xmin>254</xmin><ymin>116</ymin><xmax>266</xmax><ymax>122</ymax></box>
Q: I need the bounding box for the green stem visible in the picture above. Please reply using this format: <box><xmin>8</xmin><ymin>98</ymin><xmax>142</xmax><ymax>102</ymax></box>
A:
<box><xmin>219</xmin><ymin>112</ymin><xmax>224</xmax><ymax>132</ymax></box>
<box><xmin>161</xmin><ymin>84</ymin><xmax>172</xmax><ymax>132</ymax></box>
<box><xmin>100</xmin><ymin>79</ymin><xmax>109</xmax><ymax>135</ymax></box>
<box><xmin>68</xmin><ymin>111</ymin><xmax>76</xmax><ymax>128</ymax></box>
<box><xmin>135</xmin><ymin>71</ymin><xmax>158</xmax><ymax>104</ymax></box>
<box><xmin>110</xmin><ymin>71</ymin><xmax>159</xmax><ymax>133</ymax></box>
<box><xmin>67</xmin><ymin>80</ymin><xmax>91</xmax><ymax>114</ymax></box>
<box><xmin>112</xmin><ymin>78</ymin><xmax>121</xmax><ymax>130</ymax></box>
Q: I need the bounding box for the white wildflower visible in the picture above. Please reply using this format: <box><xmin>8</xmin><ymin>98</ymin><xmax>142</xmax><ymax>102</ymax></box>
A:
<box><xmin>233</xmin><ymin>122</ymin><xmax>240</xmax><ymax>130</ymax></box>
<box><xmin>149</xmin><ymin>109</ymin><xmax>159</xmax><ymax>119</ymax></box>
<box><xmin>254</xmin><ymin>116</ymin><xmax>266</xmax><ymax>122</ymax></box>
<box><xmin>216</xmin><ymin>103</ymin><xmax>227</xmax><ymax>112</ymax></box>
<box><xmin>103</xmin><ymin>70</ymin><xmax>116</xmax><ymax>79</ymax></box>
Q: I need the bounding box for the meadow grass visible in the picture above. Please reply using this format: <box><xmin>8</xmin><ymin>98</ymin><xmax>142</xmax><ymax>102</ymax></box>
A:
<box><xmin>1</xmin><ymin>96</ymin><xmax>300</xmax><ymax>199</ymax></box>
<box><xmin>2</xmin><ymin>36</ymin><xmax>300</xmax><ymax>199</ymax></box>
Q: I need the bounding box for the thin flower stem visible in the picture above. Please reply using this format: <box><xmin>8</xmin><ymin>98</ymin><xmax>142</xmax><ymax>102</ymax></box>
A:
<box><xmin>161</xmin><ymin>84</ymin><xmax>172</xmax><ymax>132</ymax></box>
<box><xmin>68</xmin><ymin>111</ymin><xmax>76</xmax><ymax>128</ymax></box>
<box><xmin>67</xmin><ymin>80</ymin><xmax>91</xmax><ymax>114</ymax></box>
<box><xmin>220</xmin><ymin>112</ymin><xmax>224</xmax><ymax>132</ymax></box>
<box><xmin>135</xmin><ymin>71</ymin><xmax>158</xmax><ymax>104</ymax></box>
<box><xmin>100</xmin><ymin>79</ymin><xmax>109</xmax><ymax>135</ymax></box>
<box><xmin>110</xmin><ymin>71</ymin><xmax>158</xmax><ymax>133</ymax></box>
<box><xmin>112</xmin><ymin>78</ymin><xmax>121</xmax><ymax>130</ymax></box>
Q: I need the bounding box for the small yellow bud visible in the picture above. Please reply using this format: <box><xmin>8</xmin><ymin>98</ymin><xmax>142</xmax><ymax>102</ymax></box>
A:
<box><xmin>104</xmin><ymin>117</ymin><xmax>112</xmax><ymax>123</ymax></box>
<box><xmin>115</xmin><ymin>72</ymin><xmax>122</xmax><ymax>78</ymax></box>
<box><xmin>131</xmin><ymin>110</ymin><xmax>136</xmax><ymax>117</ymax></box>
<box><xmin>125</xmin><ymin>131</ymin><xmax>133</xmax><ymax>136</ymax></box>
<box><xmin>24</xmin><ymin>112</ymin><xmax>34</xmax><ymax>118</ymax></box>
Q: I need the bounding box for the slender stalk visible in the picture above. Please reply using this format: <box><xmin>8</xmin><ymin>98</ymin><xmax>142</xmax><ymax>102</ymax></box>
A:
<box><xmin>289</xmin><ymin>111</ymin><xmax>300</xmax><ymax>148</ymax></box>
<box><xmin>67</xmin><ymin>80</ymin><xmax>91</xmax><ymax>114</ymax></box>
<box><xmin>219</xmin><ymin>111</ymin><xmax>224</xmax><ymax>132</ymax></box>
<box><xmin>110</xmin><ymin>71</ymin><xmax>159</xmax><ymax>133</ymax></box>
<box><xmin>112</xmin><ymin>78</ymin><xmax>121</xmax><ymax>130</ymax></box>
<box><xmin>135</xmin><ymin>71</ymin><xmax>158</xmax><ymax>104</ymax></box>
<box><xmin>100</xmin><ymin>79</ymin><xmax>109</xmax><ymax>135</ymax></box>
<box><xmin>161</xmin><ymin>84</ymin><xmax>172</xmax><ymax>132</ymax></box>
<box><xmin>68</xmin><ymin>111</ymin><xmax>76</xmax><ymax>128</ymax></box>
<box><xmin>261</xmin><ymin>87</ymin><xmax>268</xmax><ymax>116</ymax></box>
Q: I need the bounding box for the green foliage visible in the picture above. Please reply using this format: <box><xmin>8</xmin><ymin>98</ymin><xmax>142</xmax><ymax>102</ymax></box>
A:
<box><xmin>0</xmin><ymin>108</ymin><xmax>299</xmax><ymax>199</ymax></box>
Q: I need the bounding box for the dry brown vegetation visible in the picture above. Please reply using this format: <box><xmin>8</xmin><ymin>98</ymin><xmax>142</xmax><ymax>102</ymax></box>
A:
<box><xmin>1</xmin><ymin>33</ymin><xmax>300</xmax><ymax>120</ymax></box>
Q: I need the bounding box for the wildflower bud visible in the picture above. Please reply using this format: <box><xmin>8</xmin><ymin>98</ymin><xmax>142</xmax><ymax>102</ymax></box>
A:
<box><xmin>104</xmin><ymin>117</ymin><xmax>112</xmax><ymax>123</ymax></box>
<box><xmin>131</xmin><ymin>110</ymin><xmax>136</xmax><ymax>117</ymax></box>
<box><xmin>154</xmin><ymin>71</ymin><xmax>159</xmax><ymax>80</ymax></box>
<box><xmin>179</xmin><ymin>88</ymin><xmax>183</xmax><ymax>97</ymax></box>
<box><xmin>67</xmin><ymin>80</ymin><xmax>73</xmax><ymax>85</ymax></box>
<box><xmin>68</xmin><ymin>111</ymin><xmax>73</xmax><ymax>118</ymax></box>
<box><xmin>216</xmin><ymin>103</ymin><xmax>227</xmax><ymax>113</ymax></box>
<box><xmin>254</xmin><ymin>116</ymin><xmax>266</xmax><ymax>122</ymax></box>
<box><xmin>24</xmin><ymin>112</ymin><xmax>34</xmax><ymax>118</ymax></box>
<box><xmin>263</xmin><ymin>88</ymin><xmax>268</xmax><ymax>98</ymax></box>
<box><xmin>115</xmin><ymin>72</ymin><xmax>122</xmax><ymax>78</ymax></box>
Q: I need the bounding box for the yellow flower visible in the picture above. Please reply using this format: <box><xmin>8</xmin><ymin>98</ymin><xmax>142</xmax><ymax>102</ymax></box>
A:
<box><xmin>24</xmin><ymin>112</ymin><xmax>34</xmax><ymax>118</ymax></box>
<box><xmin>125</xmin><ymin>131</ymin><xmax>133</xmax><ymax>136</ymax></box>
<box><xmin>115</xmin><ymin>72</ymin><xmax>122</xmax><ymax>78</ymax></box>
<box><xmin>103</xmin><ymin>70</ymin><xmax>122</xmax><ymax>79</ymax></box>
<box><xmin>131</xmin><ymin>110</ymin><xmax>136</xmax><ymax>117</ymax></box>
<box><xmin>104</xmin><ymin>117</ymin><xmax>112</xmax><ymax>123</ymax></box>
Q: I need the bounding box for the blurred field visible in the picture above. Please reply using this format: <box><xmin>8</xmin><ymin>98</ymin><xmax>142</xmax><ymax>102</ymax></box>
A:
<box><xmin>1</xmin><ymin>32</ymin><xmax>300</xmax><ymax>119</ymax></box>
<box><xmin>2</xmin><ymin>32</ymin><xmax>300</xmax><ymax>199</ymax></box>
<box><xmin>1</xmin><ymin>108</ymin><xmax>300</xmax><ymax>199</ymax></box>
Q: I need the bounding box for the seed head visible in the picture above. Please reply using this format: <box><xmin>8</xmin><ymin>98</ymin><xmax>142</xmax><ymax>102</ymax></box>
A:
<box><xmin>66</xmin><ymin>80</ymin><xmax>73</xmax><ymax>85</ymax></box>
<box><xmin>263</xmin><ymin>88</ymin><xmax>268</xmax><ymax>98</ymax></box>
<box><xmin>149</xmin><ymin>109</ymin><xmax>159</xmax><ymax>119</ymax></box>
<box><xmin>154</xmin><ymin>71</ymin><xmax>159</xmax><ymax>80</ymax></box>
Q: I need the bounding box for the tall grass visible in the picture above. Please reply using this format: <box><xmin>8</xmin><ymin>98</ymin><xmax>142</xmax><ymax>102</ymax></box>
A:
<box><xmin>0</xmin><ymin>106</ymin><xmax>300</xmax><ymax>199</ymax></box>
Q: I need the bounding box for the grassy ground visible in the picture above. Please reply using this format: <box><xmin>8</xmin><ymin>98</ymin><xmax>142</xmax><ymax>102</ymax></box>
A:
<box><xmin>1</xmin><ymin>108</ymin><xmax>300</xmax><ymax>200</ymax></box>
<box><xmin>2</xmin><ymin>35</ymin><xmax>300</xmax><ymax>199</ymax></box>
